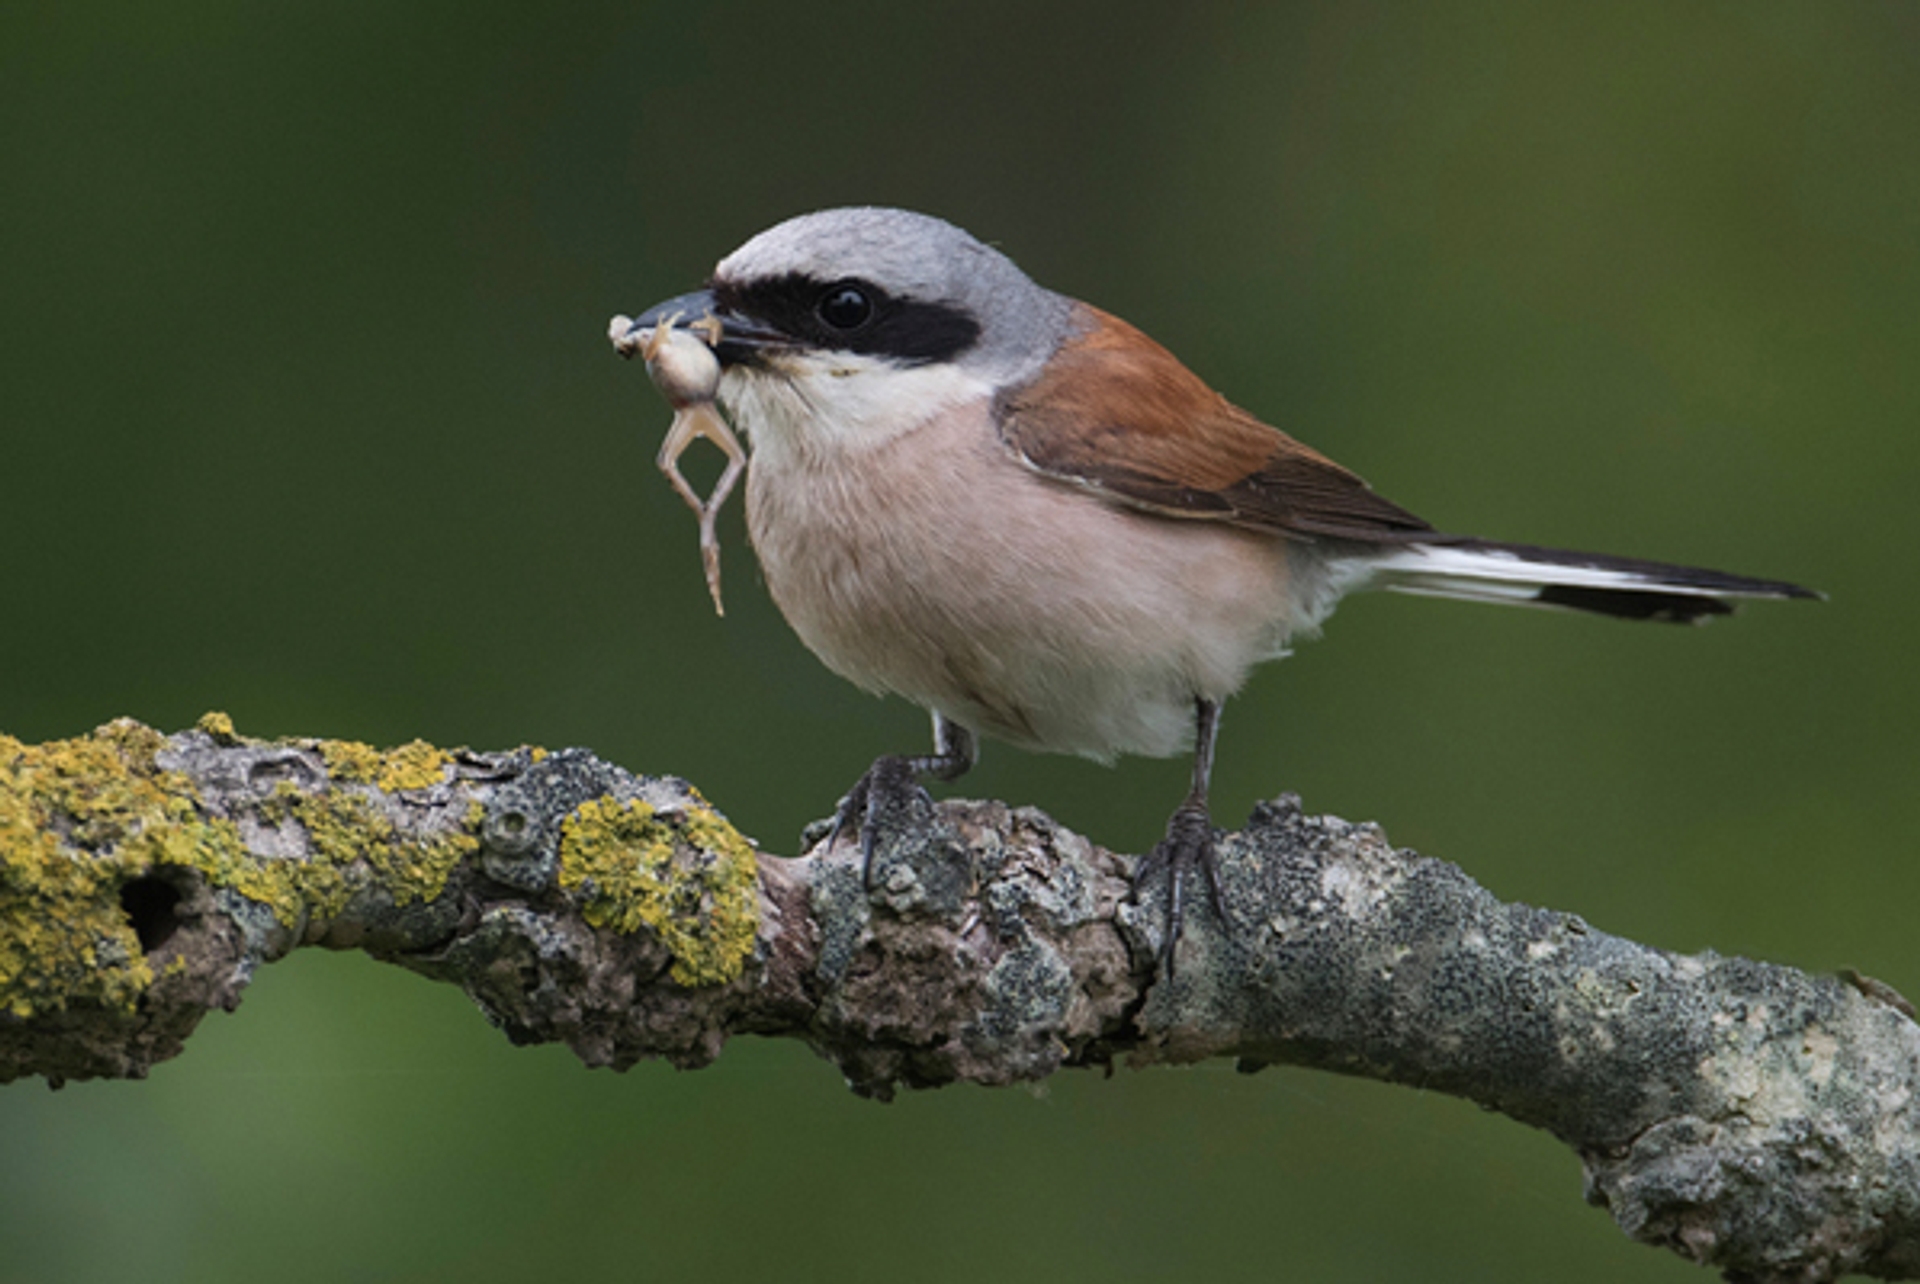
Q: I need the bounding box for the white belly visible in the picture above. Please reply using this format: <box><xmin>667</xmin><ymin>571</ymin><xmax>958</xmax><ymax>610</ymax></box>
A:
<box><xmin>739</xmin><ymin>394</ymin><xmax>1317</xmax><ymax>761</ymax></box>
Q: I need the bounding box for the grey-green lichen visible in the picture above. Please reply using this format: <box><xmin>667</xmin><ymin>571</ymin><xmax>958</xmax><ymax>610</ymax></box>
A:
<box><xmin>557</xmin><ymin>796</ymin><xmax>758</xmax><ymax>987</ymax></box>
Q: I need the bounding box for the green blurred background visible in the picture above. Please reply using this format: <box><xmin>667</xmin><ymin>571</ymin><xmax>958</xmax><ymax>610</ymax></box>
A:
<box><xmin>4</xmin><ymin>3</ymin><xmax>1915</xmax><ymax>1280</ymax></box>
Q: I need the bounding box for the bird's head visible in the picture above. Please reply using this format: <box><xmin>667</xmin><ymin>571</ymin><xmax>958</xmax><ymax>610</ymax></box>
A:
<box><xmin>619</xmin><ymin>208</ymin><xmax>1075</xmax><ymax>456</ymax></box>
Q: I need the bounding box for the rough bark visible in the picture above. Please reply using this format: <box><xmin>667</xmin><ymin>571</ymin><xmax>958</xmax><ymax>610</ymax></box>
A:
<box><xmin>2</xmin><ymin>718</ymin><xmax>1915</xmax><ymax>1282</ymax></box>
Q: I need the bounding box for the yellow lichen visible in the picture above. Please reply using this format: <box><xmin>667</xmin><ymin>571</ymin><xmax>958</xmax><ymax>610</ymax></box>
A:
<box><xmin>206</xmin><ymin>734</ymin><xmax>478</xmax><ymax>916</ymax></box>
<box><xmin>356</xmin><ymin>790</ymin><xmax>478</xmax><ymax>907</ymax></box>
<box><xmin>0</xmin><ymin>727</ymin><xmax>161</xmax><ymax>1016</ymax></box>
<box><xmin>248</xmin><ymin>782</ymin><xmax>362</xmax><ymax>923</ymax></box>
<box><xmin>98</xmin><ymin>719</ymin><xmax>169</xmax><ymax>768</ymax></box>
<box><xmin>558</xmin><ymin>796</ymin><xmax>758</xmax><ymax>987</ymax></box>
<box><xmin>375</xmin><ymin>740</ymin><xmax>451</xmax><ymax>793</ymax></box>
<box><xmin>195</xmin><ymin>710</ymin><xmax>239</xmax><ymax>743</ymax></box>
<box><xmin>0</xmin><ymin>721</ymin><xmax>260</xmax><ymax>1017</ymax></box>
<box><xmin>3</xmin><ymin>720</ymin><xmax>501</xmax><ymax>1020</ymax></box>
<box><xmin>0</xmin><ymin>720</ymin><xmax>481</xmax><ymax>1018</ymax></box>
<box><xmin>259</xmin><ymin>781</ymin><xmax>478</xmax><ymax>912</ymax></box>
<box><xmin>313</xmin><ymin>738</ymin><xmax>451</xmax><ymax>792</ymax></box>
<box><xmin>316</xmin><ymin>739</ymin><xmax>382</xmax><ymax>785</ymax></box>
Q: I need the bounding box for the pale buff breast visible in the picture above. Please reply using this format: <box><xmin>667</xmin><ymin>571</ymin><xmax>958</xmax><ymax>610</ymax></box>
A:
<box><xmin>742</xmin><ymin>396</ymin><xmax>1318</xmax><ymax>761</ymax></box>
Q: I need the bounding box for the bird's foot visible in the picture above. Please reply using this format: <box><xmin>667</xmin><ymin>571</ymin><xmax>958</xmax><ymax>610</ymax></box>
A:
<box><xmin>1135</xmin><ymin>802</ymin><xmax>1228</xmax><ymax>974</ymax></box>
<box><xmin>823</xmin><ymin>755</ymin><xmax>934</xmax><ymax>889</ymax></box>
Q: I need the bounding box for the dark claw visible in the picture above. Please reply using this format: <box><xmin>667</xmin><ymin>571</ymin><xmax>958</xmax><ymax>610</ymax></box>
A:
<box><xmin>824</xmin><ymin>755</ymin><xmax>930</xmax><ymax>889</ymax></box>
<box><xmin>1138</xmin><ymin>803</ymin><xmax>1227</xmax><ymax>975</ymax></box>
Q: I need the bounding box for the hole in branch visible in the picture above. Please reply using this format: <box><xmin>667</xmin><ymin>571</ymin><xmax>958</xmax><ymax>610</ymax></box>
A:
<box><xmin>119</xmin><ymin>876</ymin><xmax>184</xmax><ymax>953</ymax></box>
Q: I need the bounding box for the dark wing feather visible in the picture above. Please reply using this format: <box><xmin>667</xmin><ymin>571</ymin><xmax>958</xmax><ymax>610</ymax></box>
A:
<box><xmin>995</xmin><ymin>305</ymin><xmax>1433</xmax><ymax>542</ymax></box>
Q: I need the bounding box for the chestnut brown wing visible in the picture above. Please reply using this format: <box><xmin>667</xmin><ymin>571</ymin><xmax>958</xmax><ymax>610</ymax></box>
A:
<box><xmin>995</xmin><ymin>305</ymin><xmax>1433</xmax><ymax>542</ymax></box>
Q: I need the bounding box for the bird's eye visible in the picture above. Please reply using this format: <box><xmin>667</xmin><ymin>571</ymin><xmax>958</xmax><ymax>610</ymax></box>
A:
<box><xmin>816</xmin><ymin>283</ymin><xmax>874</xmax><ymax>331</ymax></box>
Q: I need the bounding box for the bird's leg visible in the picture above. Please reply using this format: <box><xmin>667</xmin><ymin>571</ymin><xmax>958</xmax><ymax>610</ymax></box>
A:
<box><xmin>825</xmin><ymin>713</ymin><xmax>977</xmax><ymax>887</ymax></box>
<box><xmin>908</xmin><ymin>711</ymin><xmax>978</xmax><ymax>784</ymax></box>
<box><xmin>1137</xmin><ymin>697</ymin><xmax>1228</xmax><ymax>972</ymax></box>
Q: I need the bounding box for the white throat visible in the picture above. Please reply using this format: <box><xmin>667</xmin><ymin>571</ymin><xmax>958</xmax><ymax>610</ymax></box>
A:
<box><xmin>718</xmin><ymin>352</ymin><xmax>992</xmax><ymax>466</ymax></box>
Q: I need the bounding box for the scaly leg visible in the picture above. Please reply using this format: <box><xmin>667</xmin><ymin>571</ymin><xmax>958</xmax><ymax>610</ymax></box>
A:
<box><xmin>1136</xmin><ymin>697</ymin><xmax>1228</xmax><ymax>973</ymax></box>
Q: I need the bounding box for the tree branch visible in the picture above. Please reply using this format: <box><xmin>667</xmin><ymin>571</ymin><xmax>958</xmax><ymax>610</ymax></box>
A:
<box><xmin>2</xmin><ymin>717</ymin><xmax>1915</xmax><ymax>1281</ymax></box>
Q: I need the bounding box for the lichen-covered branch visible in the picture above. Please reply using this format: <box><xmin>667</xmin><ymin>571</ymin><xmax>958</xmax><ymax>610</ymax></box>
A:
<box><xmin>2</xmin><ymin>718</ymin><xmax>1915</xmax><ymax>1282</ymax></box>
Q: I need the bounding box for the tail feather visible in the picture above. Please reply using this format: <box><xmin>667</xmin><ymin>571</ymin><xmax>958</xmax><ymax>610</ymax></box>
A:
<box><xmin>1369</xmin><ymin>537</ymin><xmax>1819</xmax><ymax>625</ymax></box>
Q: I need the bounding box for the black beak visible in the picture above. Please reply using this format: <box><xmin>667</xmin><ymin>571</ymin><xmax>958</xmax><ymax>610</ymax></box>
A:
<box><xmin>615</xmin><ymin>288</ymin><xmax>787</xmax><ymax>366</ymax></box>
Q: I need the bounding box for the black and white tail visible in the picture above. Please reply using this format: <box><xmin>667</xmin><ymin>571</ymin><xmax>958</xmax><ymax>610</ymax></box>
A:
<box><xmin>1368</xmin><ymin>537</ymin><xmax>1819</xmax><ymax>624</ymax></box>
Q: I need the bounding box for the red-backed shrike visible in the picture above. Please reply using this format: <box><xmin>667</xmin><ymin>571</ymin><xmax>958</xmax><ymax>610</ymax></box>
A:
<box><xmin>616</xmin><ymin>207</ymin><xmax>1814</xmax><ymax>962</ymax></box>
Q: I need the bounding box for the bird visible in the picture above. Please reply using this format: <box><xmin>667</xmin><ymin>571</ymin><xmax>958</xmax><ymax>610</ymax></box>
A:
<box><xmin>615</xmin><ymin>206</ymin><xmax>1816</xmax><ymax>965</ymax></box>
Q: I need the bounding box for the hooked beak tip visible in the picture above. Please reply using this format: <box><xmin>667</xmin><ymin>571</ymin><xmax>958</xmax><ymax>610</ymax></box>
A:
<box><xmin>612</xmin><ymin>287</ymin><xmax>788</xmax><ymax>365</ymax></box>
<box><xmin>610</xmin><ymin>288</ymin><xmax>725</xmax><ymax>359</ymax></box>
